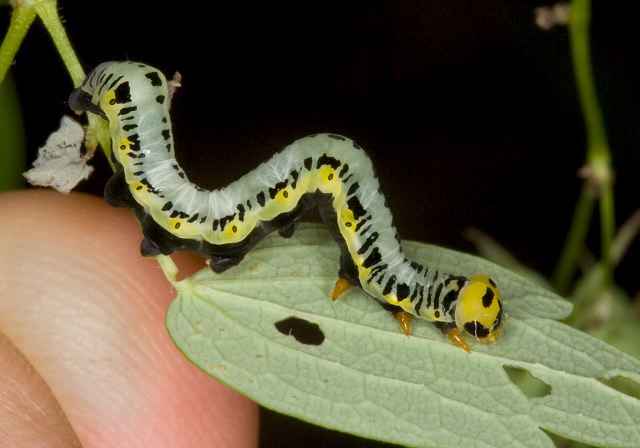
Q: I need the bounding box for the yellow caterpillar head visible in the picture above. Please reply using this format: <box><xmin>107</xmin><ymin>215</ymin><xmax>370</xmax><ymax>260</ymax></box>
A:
<box><xmin>455</xmin><ymin>275</ymin><xmax>503</xmax><ymax>343</ymax></box>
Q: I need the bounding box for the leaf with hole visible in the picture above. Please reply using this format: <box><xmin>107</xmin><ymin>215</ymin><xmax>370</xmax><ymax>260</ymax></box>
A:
<box><xmin>166</xmin><ymin>224</ymin><xmax>640</xmax><ymax>448</ymax></box>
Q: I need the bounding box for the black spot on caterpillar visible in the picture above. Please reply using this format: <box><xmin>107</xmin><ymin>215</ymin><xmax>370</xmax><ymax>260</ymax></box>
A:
<box><xmin>69</xmin><ymin>61</ymin><xmax>504</xmax><ymax>351</ymax></box>
<box><xmin>274</xmin><ymin>316</ymin><xmax>325</xmax><ymax>346</ymax></box>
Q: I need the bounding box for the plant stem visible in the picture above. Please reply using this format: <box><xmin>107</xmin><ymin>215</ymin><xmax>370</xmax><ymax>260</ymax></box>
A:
<box><xmin>0</xmin><ymin>3</ymin><xmax>37</xmax><ymax>84</ymax></box>
<box><xmin>552</xmin><ymin>185</ymin><xmax>595</xmax><ymax>293</ymax></box>
<box><xmin>156</xmin><ymin>255</ymin><xmax>179</xmax><ymax>287</ymax></box>
<box><xmin>598</xmin><ymin>180</ymin><xmax>615</xmax><ymax>275</ymax></box>
<box><xmin>34</xmin><ymin>0</ymin><xmax>85</xmax><ymax>86</ymax></box>
<box><xmin>552</xmin><ymin>0</ymin><xmax>615</xmax><ymax>293</ymax></box>
<box><xmin>34</xmin><ymin>0</ymin><xmax>113</xmax><ymax>164</ymax></box>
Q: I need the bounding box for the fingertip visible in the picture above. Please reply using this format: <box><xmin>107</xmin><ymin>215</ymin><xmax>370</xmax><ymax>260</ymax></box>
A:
<box><xmin>0</xmin><ymin>331</ymin><xmax>82</xmax><ymax>448</ymax></box>
<box><xmin>0</xmin><ymin>190</ymin><xmax>258</xmax><ymax>447</ymax></box>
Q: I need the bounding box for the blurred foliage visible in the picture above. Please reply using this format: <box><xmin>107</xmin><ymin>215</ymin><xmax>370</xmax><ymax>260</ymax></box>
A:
<box><xmin>0</xmin><ymin>73</ymin><xmax>25</xmax><ymax>191</ymax></box>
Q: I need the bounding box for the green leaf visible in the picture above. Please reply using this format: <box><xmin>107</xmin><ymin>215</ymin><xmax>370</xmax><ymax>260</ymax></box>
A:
<box><xmin>166</xmin><ymin>224</ymin><xmax>640</xmax><ymax>448</ymax></box>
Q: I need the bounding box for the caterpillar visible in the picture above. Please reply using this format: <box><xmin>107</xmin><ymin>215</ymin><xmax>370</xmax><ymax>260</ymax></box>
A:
<box><xmin>68</xmin><ymin>61</ymin><xmax>503</xmax><ymax>352</ymax></box>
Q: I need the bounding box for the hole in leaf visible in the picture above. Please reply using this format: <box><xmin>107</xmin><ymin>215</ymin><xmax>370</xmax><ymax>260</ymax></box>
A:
<box><xmin>275</xmin><ymin>316</ymin><xmax>325</xmax><ymax>346</ymax></box>
<box><xmin>504</xmin><ymin>366</ymin><xmax>551</xmax><ymax>398</ymax></box>
<box><xmin>598</xmin><ymin>375</ymin><xmax>640</xmax><ymax>400</ymax></box>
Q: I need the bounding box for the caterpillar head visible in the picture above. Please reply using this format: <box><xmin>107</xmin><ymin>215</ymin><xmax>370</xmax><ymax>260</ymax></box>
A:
<box><xmin>455</xmin><ymin>275</ymin><xmax>503</xmax><ymax>343</ymax></box>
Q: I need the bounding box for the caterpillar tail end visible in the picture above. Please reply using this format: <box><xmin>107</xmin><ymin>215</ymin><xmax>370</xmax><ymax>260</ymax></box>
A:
<box><xmin>331</xmin><ymin>278</ymin><xmax>352</xmax><ymax>301</ymax></box>
<box><xmin>446</xmin><ymin>328</ymin><xmax>472</xmax><ymax>353</ymax></box>
<box><xmin>395</xmin><ymin>311</ymin><xmax>413</xmax><ymax>336</ymax></box>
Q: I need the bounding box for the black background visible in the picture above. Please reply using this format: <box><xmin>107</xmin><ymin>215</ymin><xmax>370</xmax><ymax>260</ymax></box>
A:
<box><xmin>4</xmin><ymin>1</ymin><xmax>639</xmax><ymax>446</ymax></box>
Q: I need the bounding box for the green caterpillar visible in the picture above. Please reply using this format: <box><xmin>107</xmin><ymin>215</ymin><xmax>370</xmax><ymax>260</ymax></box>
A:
<box><xmin>69</xmin><ymin>61</ymin><xmax>503</xmax><ymax>351</ymax></box>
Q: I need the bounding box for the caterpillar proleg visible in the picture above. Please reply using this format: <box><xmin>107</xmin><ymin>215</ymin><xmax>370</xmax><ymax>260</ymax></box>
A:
<box><xmin>69</xmin><ymin>61</ymin><xmax>503</xmax><ymax>351</ymax></box>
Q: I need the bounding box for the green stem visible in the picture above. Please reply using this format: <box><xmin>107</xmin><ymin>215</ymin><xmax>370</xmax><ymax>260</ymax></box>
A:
<box><xmin>33</xmin><ymin>0</ymin><xmax>85</xmax><ymax>86</ymax></box>
<box><xmin>34</xmin><ymin>0</ymin><xmax>113</xmax><ymax>165</ymax></box>
<box><xmin>156</xmin><ymin>255</ymin><xmax>180</xmax><ymax>287</ymax></box>
<box><xmin>1</xmin><ymin>0</ymin><xmax>113</xmax><ymax>166</ymax></box>
<box><xmin>570</xmin><ymin>0</ymin><xmax>607</xmax><ymax>153</ymax></box>
<box><xmin>552</xmin><ymin>185</ymin><xmax>595</xmax><ymax>293</ymax></box>
<box><xmin>553</xmin><ymin>0</ymin><xmax>615</xmax><ymax>292</ymax></box>
<box><xmin>599</xmin><ymin>183</ymin><xmax>615</xmax><ymax>269</ymax></box>
<box><xmin>0</xmin><ymin>3</ymin><xmax>37</xmax><ymax>85</ymax></box>
<box><xmin>570</xmin><ymin>0</ymin><xmax>615</xmax><ymax>281</ymax></box>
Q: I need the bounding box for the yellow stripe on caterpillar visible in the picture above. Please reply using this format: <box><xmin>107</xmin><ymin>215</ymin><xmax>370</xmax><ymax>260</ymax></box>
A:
<box><xmin>69</xmin><ymin>61</ymin><xmax>504</xmax><ymax>352</ymax></box>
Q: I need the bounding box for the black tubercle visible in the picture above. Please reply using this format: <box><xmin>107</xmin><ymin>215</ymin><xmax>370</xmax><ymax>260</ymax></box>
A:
<box><xmin>68</xmin><ymin>88</ymin><xmax>106</xmax><ymax>119</ymax></box>
<box><xmin>104</xmin><ymin>165</ymin><xmax>348</xmax><ymax>274</ymax></box>
<box><xmin>277</xmin><ymin>219</ymin><xmax>300</xmax><ymax>238</ymax></box>
<box><xmin>140</xmin><ymin>238</ymin><xmax>162</xmax><ymax>257</ymax></box>
<box><xmin>105</xmin><ymin>155</ymin><xmax>365</xmax><ymax>285</ymax></box>
<box><xmin>104</xmin><ymin>169</ymin><xmax>134</xmax><ymax>208</ymax></box>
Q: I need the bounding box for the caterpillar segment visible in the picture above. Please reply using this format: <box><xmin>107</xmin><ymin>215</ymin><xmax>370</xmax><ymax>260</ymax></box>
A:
<box><xmin>69</xmin><ymin>61</ymin><xmax>504</xmax><ymax>351</ymax></box>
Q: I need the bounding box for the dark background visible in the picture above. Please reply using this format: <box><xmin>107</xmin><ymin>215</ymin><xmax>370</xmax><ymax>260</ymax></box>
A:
<box><xmin>5</xmin><ymin>1</ymin><xmax>639</xmax><ymax>446</ymax></box>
